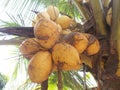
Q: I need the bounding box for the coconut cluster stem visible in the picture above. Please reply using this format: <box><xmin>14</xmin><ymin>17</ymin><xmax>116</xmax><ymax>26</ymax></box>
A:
<box><xmin>41</xmin><ymin>79</ymin><xmax>48</xmax><ymax>90</ymax></box>
<box><xmin>57</xmin><ymin>62</ymin><xmax>63</xmax><ymax>90</ymax></box>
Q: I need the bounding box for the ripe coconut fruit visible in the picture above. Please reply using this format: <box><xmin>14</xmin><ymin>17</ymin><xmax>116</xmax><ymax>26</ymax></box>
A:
<box><xmin>47</xmin><ymin>5</ymin><xmax>59</xmax><ymax>21</ymax></box>
<box><xmin>52</xmin><ymin>42</ymin><xmax>82</xmax><ymax>71</ymax></box>
<box><xmin>63</xmin><ymin>32</ymin><xmax>88</xmax><ymax>54</ymax></box>
<box><xmin>32</xmin><ymin>11</ymin><xmax>50</xmax><ymax>26</ymax></box>
<box><xmin>55</xmin><ymin>15</ymin><xmax>76</xmax><ymax>29</ymax></box>
<box><xmin>106</xmin><ymin>8</ymin><xmax>112</xmax><ymax>26</ymax></box>
<box><xmin>28</xmin><ymin>51</ymin><xmax>52</xmax><ymax>83</ymax></box>
<box><xmin>19</xmin><ymin>38</ymin><xmax>45</xmax><ymax>59</ymax></box>
<box><xmin>84</xmin><ymin>33</ymin><xmax>100</xmax><ymax>55</ymax></box>
<box><xmin>34</xmin><ymin>18</ymin><xmax>60</xmax><ymax>49</ymax></box>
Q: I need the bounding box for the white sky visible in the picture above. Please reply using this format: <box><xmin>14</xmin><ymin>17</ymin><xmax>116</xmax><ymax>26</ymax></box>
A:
<box><xmin>0</xmin><ymin>45</ymin><xmax>17</xmax><ymax>76</ymax></box>
<box><xmin>0</xmin><ymin>2</ymin><xmax>16</xmax><ymax>76</ymax></box>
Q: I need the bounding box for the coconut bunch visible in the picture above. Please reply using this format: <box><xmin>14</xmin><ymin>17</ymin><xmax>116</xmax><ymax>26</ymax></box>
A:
<box><xmin>32</xmin><ymin>5</ymin><xmax>77</xmax><ymax>34</ymax></box>
<box><xmin>20</xmin><ymin>18</ymin><xmax>61</xmax><ymax>83</ymax></box>
<box><xmin>19</xmin><ymin>5</ymin><xmax>100</xmax><ymax>84</ymax></box>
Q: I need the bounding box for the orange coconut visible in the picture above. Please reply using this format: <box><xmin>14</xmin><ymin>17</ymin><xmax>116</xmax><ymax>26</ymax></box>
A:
<box><xmin>84</xmin><ymin>33</ymin><xmax>100</xmax><ymax>55</ymax></box>
<box><xmin>63</xmin><ymin>32</ymin><xmax>88</xmax><ymax>54</ymax></box>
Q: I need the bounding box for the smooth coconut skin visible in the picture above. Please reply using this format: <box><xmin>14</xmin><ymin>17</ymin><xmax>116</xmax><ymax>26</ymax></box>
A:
<box><xmin>28</xmin><ymin>51</ymin><xmax>52</xmax><ymax>83</ymax></box>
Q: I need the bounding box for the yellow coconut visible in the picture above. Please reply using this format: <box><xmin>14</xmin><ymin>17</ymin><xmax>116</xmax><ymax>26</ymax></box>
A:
<box><xmin>47</xmin><ymin>5</ymin><xmax>59</xmax><ymax>21</ymax></box>
<box><xmin>63</xmin><ymin>32</ymin><xmax>88</xmax><ymax>54</ymax></box>
<box><xmin>106</xmin><ymin>8</ymin><xmax>112</xmax><ymax>26</ymax></box>
<box><xmin>28</xmin><ymin>51</ymin><xmax>52</xmax><ymax>83</ymax></box>
<box><xmin>52</xmin><ymin>42</ymin><xmax>82</xmax><ymax>70</ymax></box>
<box><xmin>34</xmin><ymin>18</ymin><xmax>60</xmax><ymax>49</ymax></box>
<box><xmin>32</xmin><ymin>11</ymin><xmax>50</xmax><ymax>26</ymax></box>
<box><xmin>19</xmin><ymin>38</ymin><xmax>45</xmax><ymax>59</ymax></box>
<box><xmin>55</xmin><ymin>15</ymin><xmax>76</xmax><ymax>29</ymax></box>
<box><xmin>84</xmin><ymin>33</ymin><xmax>100</xmax><ymax>55</ymax></box>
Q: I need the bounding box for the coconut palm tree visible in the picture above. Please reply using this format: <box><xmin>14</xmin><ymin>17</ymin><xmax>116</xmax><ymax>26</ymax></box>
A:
<box><xmin>0</xmin><ymin>0</ymin><xmax>120</xmax><ymax>90</ymax></box>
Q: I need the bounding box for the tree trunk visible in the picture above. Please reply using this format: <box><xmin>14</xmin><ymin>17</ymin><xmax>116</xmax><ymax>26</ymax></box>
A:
<box><xmin>0</xmin><ymin>27</ymin><xmax>34</xmax><ymax>37</ymax></box>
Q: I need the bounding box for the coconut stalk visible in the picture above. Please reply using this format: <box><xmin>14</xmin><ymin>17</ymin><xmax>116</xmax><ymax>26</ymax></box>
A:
<box><xmin>57</xmin><ymin>62</ymin><xmax>63</xmax><ymax>90</ymax></box>
<box><xmin>41</xmin><ymin>79</ymin><xmax>48</xmax><ymax>90</ymax></box>
<box><xmin>82</xmin><ymin>63</ymin><xmax>87</xmax><ymax>90</ymax></box>
<box><xmin>111</xmin><ymin>0</ymin><xmax>120</xmax><ymax>77</ymax></box>
<box><xmin>90</xmin><ymin>0</ymin><xmax>107</xmax><ymax>35</ymax></box>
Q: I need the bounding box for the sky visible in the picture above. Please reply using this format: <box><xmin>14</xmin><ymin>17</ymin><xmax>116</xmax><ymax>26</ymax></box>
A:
<box><xmin>0</xmin><ymin>45</ymin><xmax>18</xmax><ymax>76</ymax></box>
<box><xmin>0</xmin><ymin>1</ymin><xmax>16</xmax><ymax>76</ymax></box>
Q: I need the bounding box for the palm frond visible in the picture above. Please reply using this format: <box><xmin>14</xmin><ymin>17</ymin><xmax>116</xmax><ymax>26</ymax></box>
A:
<box><xmin>3</xmin><ymin>55</ymin><xmax>29</xmax><ymax>90</ymax></box>
<box><xmin>63</xmin><ymin>71</ymin><xmax>83</xmax><ymax>90</ymax></box>
<box><xmin>0</xmin><ymin>20</ymin><xmax>20</xmax><ymax>27</ymax></box>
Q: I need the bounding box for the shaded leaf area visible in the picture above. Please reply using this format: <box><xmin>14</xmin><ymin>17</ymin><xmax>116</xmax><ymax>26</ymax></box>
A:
<box><xmin>0</xmin><ymin>73</ymin><xmax>7</xmax><ymax>90</ymax></box>
<box><xmin>102</xmin><ymin>78</ymin><xmax>120</xmax><ymax>90</ymax></box>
